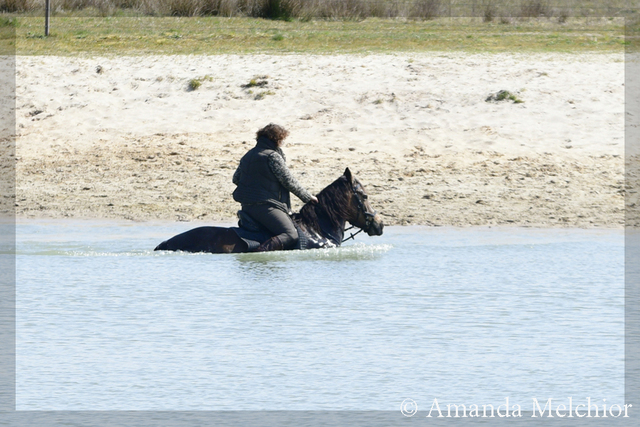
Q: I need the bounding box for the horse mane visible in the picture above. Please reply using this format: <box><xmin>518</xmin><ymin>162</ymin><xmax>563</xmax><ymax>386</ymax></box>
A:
<box><xmin>298</xmin><ymin>175</ymin><xmax>352</xmax><ymax>234</ymax></box>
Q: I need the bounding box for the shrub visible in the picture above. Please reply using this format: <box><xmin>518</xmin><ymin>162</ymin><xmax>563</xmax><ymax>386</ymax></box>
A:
<box><xmin>0</xmin><ymin>0</ymin><xmax>29</xmax><ymax>13</ymax></box>
<box><xmin>258</xmin><ymin>0</ymin><xmax>300</xmax><ymax>21</ymax></box>
<box><xmin>520</xmin><ymin>0</ymin><xmax>551</xmax><ymax>18</ymax></box>
<box><xmin>558</xmin><ymin>9</ymin><xmax>569</xmax><ymax>23</ymax></box>
<box><xmin>410</xmin><ymin>0</ymin><xmax>442</xmax><ymax>20</ymax></box>
<box><xmin>315</xmin><ymin>0</ymin><xmax>369</xmax><ymax>21</ymax></box>
<box><xmin>483</xmin><ymin>1</ymin><xmax>496</xmax><ymax>22</ymax></box>
<box><xmin>200</xmin><ymin>0</ymin><xmax>240</xmax><ymax>17</ymax></box>
<box><xmin>164</xmin><ymin>0</ymin><xmax>202</xmax><ymax>16</ymax></box>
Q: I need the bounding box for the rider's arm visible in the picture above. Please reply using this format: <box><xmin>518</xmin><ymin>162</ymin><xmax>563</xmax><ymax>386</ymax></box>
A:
<box><xmin>232</xmin><ymin>166</ymin><xmax>241</xmax><ymax>185</ymax></box>
<box><xmin>268</xmin><ymin>152</ymin><xmax>314</xmax><ymax>203</ymax></box>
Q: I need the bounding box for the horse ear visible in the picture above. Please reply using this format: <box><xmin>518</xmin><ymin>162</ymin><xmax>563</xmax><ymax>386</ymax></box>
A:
<box><xmin>344</xmin><ymin>167</ymin><xmax>353</xmax><ymax>183</ymax></box>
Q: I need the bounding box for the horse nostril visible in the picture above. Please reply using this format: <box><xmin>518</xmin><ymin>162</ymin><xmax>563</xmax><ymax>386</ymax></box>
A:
<box><xmin>369</xmin><ymin>221</ymin><xmax>383</xmax><ymax>235</ymax></box>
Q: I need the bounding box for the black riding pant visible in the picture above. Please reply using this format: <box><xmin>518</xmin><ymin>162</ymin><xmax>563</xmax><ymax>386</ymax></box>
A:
<box><xmin>242</xmin><ymin>203</ymin><xmax>298</xmax><ymax>249</ymax></box>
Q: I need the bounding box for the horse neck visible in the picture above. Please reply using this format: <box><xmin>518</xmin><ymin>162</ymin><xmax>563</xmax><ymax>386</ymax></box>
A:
<box><xmin>297</xmin><ymin>177</ymin><xmax>355</xmax><ymax>246</ymax></box>
<box><xmin>299</xmin><ymin>202</ymin><xmax>347</xmax><ymax>247</ymax></box>
<box><xmin>317</xmin><ymin>207</ymin><xmax>346</xmax><ymax>246</ymax></box>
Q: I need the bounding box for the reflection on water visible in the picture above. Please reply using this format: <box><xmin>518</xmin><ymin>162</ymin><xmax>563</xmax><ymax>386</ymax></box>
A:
<box><xmin>15</xmin><ymin>220</ymin><xmax>624</xmax><ymax>410</ymax></box>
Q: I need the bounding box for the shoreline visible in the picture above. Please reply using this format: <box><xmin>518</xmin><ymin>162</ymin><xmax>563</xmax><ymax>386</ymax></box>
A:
<box><xmin>14</xmin><ymin>216</ymin><xmax>625</xmax><ymax>232</ymax></box>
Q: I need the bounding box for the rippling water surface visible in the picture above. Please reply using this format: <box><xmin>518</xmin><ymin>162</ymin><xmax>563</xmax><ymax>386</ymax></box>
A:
<box><xmin>14</xmin><ymin>220</ymin><xmax>624</xmax><ymax>410</ymax></box>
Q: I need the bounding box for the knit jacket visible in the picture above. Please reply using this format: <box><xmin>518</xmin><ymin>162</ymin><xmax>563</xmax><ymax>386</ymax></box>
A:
<box><xmin>232</xmin><ymin>136</ymin><xmax>313</xmax><ymax>212</ymax></box>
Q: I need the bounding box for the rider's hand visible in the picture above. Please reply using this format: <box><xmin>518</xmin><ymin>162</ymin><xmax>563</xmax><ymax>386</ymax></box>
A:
<box><xmin>310</xmin><ymin>196</ymin><xmax>319</xmax><ymax>204</ymax></box>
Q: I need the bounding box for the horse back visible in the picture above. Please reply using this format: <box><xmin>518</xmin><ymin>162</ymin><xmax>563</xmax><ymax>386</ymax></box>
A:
<box><xmin>154</xmin><ymin>226</ymin><xmax>247</xmax><ymax>253</ymax></box>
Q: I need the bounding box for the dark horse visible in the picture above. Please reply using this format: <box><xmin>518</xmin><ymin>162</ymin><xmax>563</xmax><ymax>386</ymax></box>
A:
<box><xmin>154</xmin><ymin>168</ymin><xmax>384</xmax><ymax>253</ymax></box>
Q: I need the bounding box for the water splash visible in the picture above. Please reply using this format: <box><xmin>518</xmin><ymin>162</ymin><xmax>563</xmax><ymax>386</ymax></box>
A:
<box><xmin>235</xmin><ymin>243</ymin><xmax>393</xmax><ymax>262</ymax></box>
<box><xmin>13</xmin><ymin>243</ymin><xmax>393</xmax><ymax>259</ymax></box>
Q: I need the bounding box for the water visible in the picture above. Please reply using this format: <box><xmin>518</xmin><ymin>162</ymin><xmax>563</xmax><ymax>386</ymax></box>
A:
<box><xmin>13</xmin><ymin>220</ymin><xmax>624</xmax><ymax>411</ymax></box>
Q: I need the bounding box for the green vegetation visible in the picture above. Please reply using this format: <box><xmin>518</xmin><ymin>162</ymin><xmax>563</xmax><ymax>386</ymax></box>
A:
<box><xmin>2</xmin><ymin>0</ymin><xmax>638</xmax><ymax>20</ymax></box>
<box><xmin>254</xmin><ymin>89</ymin><xmax>275</xmax><ymax>100</ymax></box>
<box><xmin>486</xmin><ymin>90</ymin><xmax>524</xmax><ymax>103</ymax></box>
<box><xmin>242</xmin><ymin>76</ymin><xmax>269</xmax><ymax>88</ymax></box>
<box><xmin>0</xmin><ymin>16</ymin><xmax>19</xmax><ymax>27</ymax></box>
<box><xmin>188</xmin><ymin>78</ymin><xmax>201</xmax><ymax>90</ymax></box>
<box><xmin>3</xmin><ymin>16</ymin><xmax>628</xmax><ymax>55</ymax></box>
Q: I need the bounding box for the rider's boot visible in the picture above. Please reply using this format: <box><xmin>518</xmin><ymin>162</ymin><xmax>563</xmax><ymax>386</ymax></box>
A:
<box><xmin>256</xmin><ymin>236</ymin><xmax>284</xmax><ymax>252</ymax></box>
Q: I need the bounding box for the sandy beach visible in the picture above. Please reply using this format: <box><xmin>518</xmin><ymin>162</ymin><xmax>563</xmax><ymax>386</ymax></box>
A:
<box><xmin>13</xmin><ymin>52</ymin><xmax>625</xmax><ymax>227</ymax></box>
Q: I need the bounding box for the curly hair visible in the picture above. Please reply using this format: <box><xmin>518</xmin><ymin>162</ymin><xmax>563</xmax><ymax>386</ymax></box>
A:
<box><xmin>256</xmin><ymin>123</ymin><xmax>289</xmax><ymax>147</ymax></box>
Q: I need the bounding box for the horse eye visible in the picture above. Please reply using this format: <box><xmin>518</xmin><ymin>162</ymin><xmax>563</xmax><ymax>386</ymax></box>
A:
<box><xmin>362</xmin><ymin>194</ymin><xmax>368</xmax><ymax>200</ymax></box>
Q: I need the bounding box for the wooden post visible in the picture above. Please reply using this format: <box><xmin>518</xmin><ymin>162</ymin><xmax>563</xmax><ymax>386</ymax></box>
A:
<box><xmin>45</xmin><ymin>0</ymin><xmax>50</xmax><ymax>37</ymax></box>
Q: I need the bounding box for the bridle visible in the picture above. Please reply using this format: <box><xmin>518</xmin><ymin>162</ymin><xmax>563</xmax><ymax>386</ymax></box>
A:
<box><xmin>342</xmin><ymin>182</ymin><xmax>377</xmax><ymax>243</ymax></box>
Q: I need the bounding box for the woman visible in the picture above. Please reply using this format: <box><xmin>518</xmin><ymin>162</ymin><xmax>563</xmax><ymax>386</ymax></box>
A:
<box><xmin>232</xmin><ymin>123</ymin><xmax>318</xmax><ymax>252</ymax></box>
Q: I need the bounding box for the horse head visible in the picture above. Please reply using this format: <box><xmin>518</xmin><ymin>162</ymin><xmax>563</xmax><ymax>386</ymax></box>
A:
<box><xmin>343</xmin><ymin>168</ymin><xmax>384</xmax><ymax>236</ymax></box>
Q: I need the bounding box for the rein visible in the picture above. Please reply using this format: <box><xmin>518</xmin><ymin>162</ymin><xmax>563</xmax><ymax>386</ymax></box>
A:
<box><xmin>342</xmin><ymin>226</ymin><xmax>364</xmax><ymax>243</ymax></box>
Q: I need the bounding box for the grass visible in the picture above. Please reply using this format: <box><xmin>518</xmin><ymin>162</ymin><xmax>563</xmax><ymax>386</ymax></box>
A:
<box><xmin>486</xmin><ymin>90</ymin><xmax>524</xmax><ymax>103</ymax></box>
<box><xmin>2</xmin><ymin>16</ymin><xmax>630</xmax><ymax>55</ymax></box>
<box><xmin>0</xmin><ymin>16</ymin><xmax>19</xmax><ymax>27</ymax></box>
<box><xmin>254</xmin><ymin>90</ymin><xmax>275</xmax><ymax>100</ymax></box>
<box><xmin>242</xmin><ymin>76</ymin><xmax>269</xmax><ymax>88</ymax></box>
<box><xmin>239</xmin><ymin>75</ymin><xmax>272</xmax><ymax>99</ymax></box>
<box><xmin>188</xmin><ymin>78</ymin><xmax>201</xmax><ymax>91</ymax></box>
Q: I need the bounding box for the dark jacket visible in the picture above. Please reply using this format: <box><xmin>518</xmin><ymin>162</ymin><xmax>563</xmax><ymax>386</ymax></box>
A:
<box><xmin>232</xmin><ymin>137</ymin><xmax>292</xmax><ymax>211</ymax></box>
